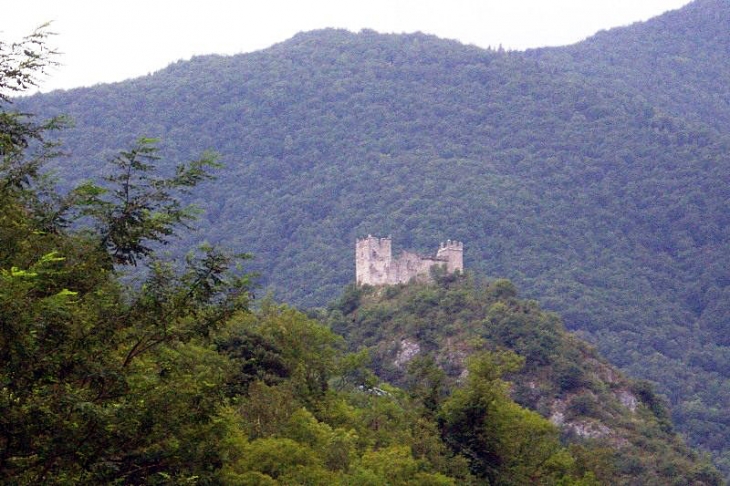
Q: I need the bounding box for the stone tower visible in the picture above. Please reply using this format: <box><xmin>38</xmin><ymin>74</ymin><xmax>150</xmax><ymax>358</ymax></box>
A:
<box><xmin>436</xmin><ymin>240</ymin><xmax>464</xmax><ymax>273</ymax></box>
<box><xmin>355</xmin><ymin>235</ymin><xmax>393</xmax><ymax>285</ymax></box>
<box><xmin>356</xmin><ymin>236</ymin><xmax>464</xmax><ymax>286</ymax></box>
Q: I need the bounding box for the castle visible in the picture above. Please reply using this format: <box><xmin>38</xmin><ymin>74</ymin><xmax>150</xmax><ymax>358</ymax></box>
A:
<box><xmin>355</xmin><ymin>235</ymin><xmax>464</xmax><ymax>286</ymax></box>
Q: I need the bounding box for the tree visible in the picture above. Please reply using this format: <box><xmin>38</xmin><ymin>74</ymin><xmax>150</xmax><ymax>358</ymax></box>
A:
<box><xmin>73</xmin><ymin>138</ymin><xmax>220</xmax><ymax>266</ymax></box>
<box><xmin>0</xmin><ymin>24</ymin><xmax>57</xmax><ymax>103</ymax></box>
<box><xmin>0</xmin><ymin>28</ymin><xmax>253</xmax><ymax>483</ymax></box>
<box><xmin>0</xmin><ymin>189</ymin><xmax>251</xmax><ymax>483</ymax></box>
<box><xmin>406</xmin><ymin>355</ymin><xmax>447</xmax><ymax>416</ymax></box>
<box><xmin>438</xmin><ymin>351</ymin><xmax>592</xmax><ymax>485</ymax></box>
<box><xmin>0</xmin><ymin>24</ymin><xmax>63</xmax><ymax>191</ymax></box>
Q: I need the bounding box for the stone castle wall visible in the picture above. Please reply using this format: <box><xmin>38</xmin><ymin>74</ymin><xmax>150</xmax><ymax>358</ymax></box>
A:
<box><xmin>356</xmin><ymin>236</ymin><xmax>463</xmax><ymax>286</ymax></box>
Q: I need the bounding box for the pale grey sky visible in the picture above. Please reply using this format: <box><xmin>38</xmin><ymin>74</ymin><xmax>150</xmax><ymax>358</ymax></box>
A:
<box><xmin>4</xmin><ymin>0</ymin><xmax>692</xmax><ymax>93</ymax></box>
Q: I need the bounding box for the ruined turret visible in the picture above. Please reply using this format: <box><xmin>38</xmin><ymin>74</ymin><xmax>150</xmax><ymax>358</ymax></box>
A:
<box><xmin>436</xmin><ymin>239</ymin><xmax>464</xmax><ymax>273</ymax></box>
<box><xmin>355</xmin><ymin>235</ymin><xmax>393</xmax><ymax>285</ymax></box>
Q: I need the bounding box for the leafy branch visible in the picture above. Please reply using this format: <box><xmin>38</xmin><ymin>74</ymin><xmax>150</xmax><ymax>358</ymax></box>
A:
<box><xmin>73</xmin><ymin>137</ymin><xmax>220</xmax><ymax>266</ymax></box>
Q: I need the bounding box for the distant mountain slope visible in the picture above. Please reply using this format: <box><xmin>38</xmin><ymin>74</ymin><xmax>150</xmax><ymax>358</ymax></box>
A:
<box><xmin>528</xmin><ymin>0</ymin><xmax>730</xmax><ymax>131</ymax></box>
<box><xmin>14</xmin><ymin>0</ymin><xmax>730</xmax><ymax>473</ymax></box>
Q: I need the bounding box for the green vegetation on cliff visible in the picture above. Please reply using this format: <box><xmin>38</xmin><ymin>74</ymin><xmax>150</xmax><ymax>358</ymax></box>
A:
<box><xmin>323</xmin><ymin>274</ymin><xmax>720</xmax><ymax>484</ymax></box>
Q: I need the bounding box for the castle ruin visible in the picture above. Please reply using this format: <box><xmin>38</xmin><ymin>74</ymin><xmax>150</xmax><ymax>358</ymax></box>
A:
<box><xmin>355</xmin><ymin>235</ymin><xmax>463</xmax><ymax>286</ymax></box>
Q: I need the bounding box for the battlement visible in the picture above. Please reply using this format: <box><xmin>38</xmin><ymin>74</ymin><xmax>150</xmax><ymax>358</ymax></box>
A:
<box><xmin>439</xmin><ymin>240</ymin><xmax>464</xmax><ymax>251</ymax></box>
<box><xmin>356</xmin><ymin>236</ymin><xmax>463</xmax><ymax>286</ymax></box>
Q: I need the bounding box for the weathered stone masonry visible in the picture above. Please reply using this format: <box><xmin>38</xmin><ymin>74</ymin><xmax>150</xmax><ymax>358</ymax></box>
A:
<box><xmin>355</xmin><ymin>235</ymin><xmax>464</xmax><ymax>286</ymax></box>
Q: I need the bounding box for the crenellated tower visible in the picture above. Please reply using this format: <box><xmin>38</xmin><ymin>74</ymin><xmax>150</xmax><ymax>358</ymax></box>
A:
<box><xmin>436</xmin><ymin>239</ymin><xmax>464</xmax><ymax>273</ymax></box>
<box><xmin>356</xmin><ymin>235</ymin><xmax>393</xmax><ymax>285</ymax></box>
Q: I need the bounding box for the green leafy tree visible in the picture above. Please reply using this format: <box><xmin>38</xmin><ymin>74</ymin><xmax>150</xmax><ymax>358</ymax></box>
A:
<box><xmin>72</xmin><ymin>138</ymin><xmax>220</xmax><ymax>266</ymax></box>
<box><xmin>0</xmin><ymin>23</ymin><xmax>59</xmax><ymax>161</ymax></box>
<box><xmin>0</xmin><ymin>207</ymin><xmax>251</xmax><ymax>483</ymax></box>
<box><xmin>406</xmin><ymin>355</ymin><xmax>447</xmax><ymax>416</ymax></box>
<box><xmin>0</xmin><ymin>29</ymin><xmax>252</xmax><ymax>483</ymax></box>
<box><xmin>0</xmin><ymin>24</ymin><xmax>57</xmax><ymax>102</ymax></box>
<box><xmin>439</xmin><ymin>351</ymin><xmax>594</xmax><ymax>485</ymax></box>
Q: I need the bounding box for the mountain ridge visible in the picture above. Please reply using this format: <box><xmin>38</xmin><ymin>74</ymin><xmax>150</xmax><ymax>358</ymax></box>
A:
<box><xmin>528</xmin><ymin>0</ymin><xmax>730</xmax><ymax>130</ymax></box>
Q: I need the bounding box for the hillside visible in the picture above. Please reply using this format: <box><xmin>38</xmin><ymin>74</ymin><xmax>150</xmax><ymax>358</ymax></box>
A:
<box><xmin>322</xmin><ymin>275</ymin><xmax>721</xmax><ymax>484</ymax></box>
<box><xmin>528</xmin><ymin>0</ymin><xmax>730</xmax><ymax>131</ymax></box>
<box><xmin>14</xmin><ymin>0</ymin><xmax>730</xmax><ymax>473</ymax></box>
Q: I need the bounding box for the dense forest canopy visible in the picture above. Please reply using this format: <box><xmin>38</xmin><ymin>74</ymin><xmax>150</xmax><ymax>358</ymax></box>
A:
<box><xmin>528</xmin><ymin>0</ymin><xmax>730</xmax><ymax>131</ymax></box>
<box><xmin>12</xmin><ymin>0</ymin><xmax>730</xmax><ymax>475</ymax></box>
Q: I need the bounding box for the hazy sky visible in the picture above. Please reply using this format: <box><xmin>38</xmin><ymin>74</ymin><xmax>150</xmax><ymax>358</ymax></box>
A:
<box><xmin>4</xmin><ymin>0</ymin><xmax>692</xmax><ymax>93</ymax></box>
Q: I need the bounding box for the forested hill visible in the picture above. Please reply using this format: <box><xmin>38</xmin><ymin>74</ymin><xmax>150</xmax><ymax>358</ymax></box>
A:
<box><xmin>527</xmin><ymin>0</ymin><xmax>730</xmax><ymax>131</ymax></box>
<box><xmin>322</xmin><ymin>276</ymin><xmax>722</xmax><ymax>484</ymax></box>
<box><xmin>15</xmin><ymin>0</ymin><xmax>730</xmax><ymax>473</ymax></box>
